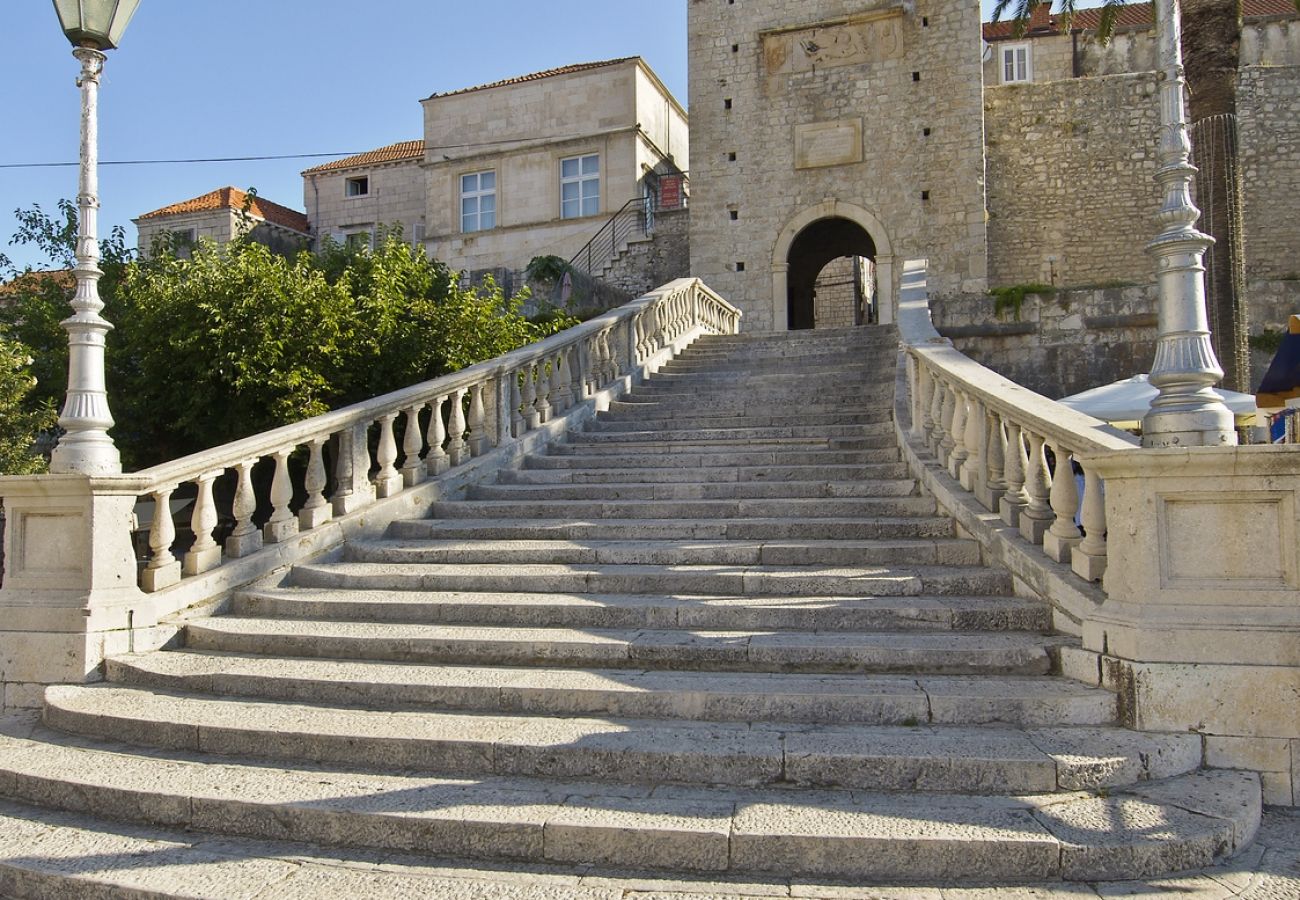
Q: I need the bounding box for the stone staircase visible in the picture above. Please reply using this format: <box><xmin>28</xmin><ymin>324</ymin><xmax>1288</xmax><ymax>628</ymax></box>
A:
<box><xmin>0</xmin><ymin>327</ymin><xmax>1260</xmax><ymax>887</ymax></box>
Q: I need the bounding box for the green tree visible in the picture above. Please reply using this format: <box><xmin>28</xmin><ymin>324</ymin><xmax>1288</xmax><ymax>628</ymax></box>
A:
<box><xmin>0</xmin><ymin>330</ymin><xmax>56</xmax><ymax>475</ymax></box>
<box><xmin>4</xmin><ymin>203</ymin><xmax>578</xmax><ymax>470</ymax></box>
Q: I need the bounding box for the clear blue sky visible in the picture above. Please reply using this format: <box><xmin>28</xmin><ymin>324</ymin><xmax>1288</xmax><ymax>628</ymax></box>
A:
<box><xmin>0</xmin><ymin>1</ymin><xmax>1009</xmax><ymax>271</ymax></box>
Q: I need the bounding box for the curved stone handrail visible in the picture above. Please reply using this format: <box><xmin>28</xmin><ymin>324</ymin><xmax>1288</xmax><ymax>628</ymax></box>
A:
<box><xmin>897</xmin><ymin>261</ymin><xmax>1137</xmax><ymax>588</ymax></box>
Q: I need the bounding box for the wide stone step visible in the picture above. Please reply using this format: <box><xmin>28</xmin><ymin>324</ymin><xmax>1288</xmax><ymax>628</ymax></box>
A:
<box><xmin>0</xmin><ymin>726</ymin><xmax>1258</xmax><ymax>882</ymax></box>
<box><xmin>343</xmin><ymin>538</ymin><xmax>979</xmax><ymax>568</ymax></box>
<box><xmin>499</xmin><ymin>462</ymin><xmax>913</xmax><ymax>484</ymax></box>
<box><xmin>585</xmin><ymin>413</ymin><xmax>893</xmax><ymax>431</ymax></box>
<box><xmin>291</xmin><ymin>559</ymin><xmax>1011</xmax><ymax>600</ymax></box>
<box><xmin>233</xmin><ymin>587</ymin><xmax>1050</xmax><ymax>632</ymax></box>
<box><xmin>186</xmin><ymin>617</ymin><xmax>1046</xmax><ymax>674</ymax></box>
<box><xmin>389</xmin><ymin>516</ymin><xmax>957</xmax><ymax>541</ymax></box>
<box><xmin>467</xmin><ymin>478</ymin><xmax>917</xmax><ymax>500</ymax></box>
<box><xmin>429</xmin><ymin>497</ymin><xmax>937</xmax><ymax>520</ymax></box>
<box><xmin>536</xmin><ymin>446</ymin><xmax>899</xmax><ymax>466</ymax></box>
<box><xmin>612</xmin><ymin>392</ymin><xmax>893</xmax><ymax>410</ymax></box>
<box><xmin>109</xmin><ymin>651</ymin><xmax>1108</xmax><ymax>725</ymax></box>
<box><xmin>44</xmin><ymin>685</ymin><xmax>1198</xmax><ymax>794</ymax></box>
<box><xmin>596</xmin><ymin>407</ymin><xmax>893</xmax><ymax>427</ymax></box>
<box><xmin>565</xmin><ymin>428</ymin><xmax>897</xmax><ymax>447</ymax></box>
<box><xmin>656</xmin><ymin>361</ymin><xmax>879</xmax><ymax>377</ymax></box>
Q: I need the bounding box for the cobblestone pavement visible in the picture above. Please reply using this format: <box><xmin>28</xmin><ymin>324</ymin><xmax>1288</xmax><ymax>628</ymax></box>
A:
<box><xmin>0</xmin><ymin>796</ymin><xmax>1295</xmax><ymax>899</ymax></box>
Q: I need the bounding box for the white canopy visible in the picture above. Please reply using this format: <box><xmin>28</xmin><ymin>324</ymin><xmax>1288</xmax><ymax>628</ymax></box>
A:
<box><xmin>1057</xmin><ymin>374</ymin><xmax>1257</xmax><ymax>424</ymax></box>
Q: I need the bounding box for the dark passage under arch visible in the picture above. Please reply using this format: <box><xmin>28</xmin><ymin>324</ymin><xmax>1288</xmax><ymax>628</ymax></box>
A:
<box><xmin>786</xmin><ymin>217</ymin><xmax>877</xmax><ymax>331</ymax></box>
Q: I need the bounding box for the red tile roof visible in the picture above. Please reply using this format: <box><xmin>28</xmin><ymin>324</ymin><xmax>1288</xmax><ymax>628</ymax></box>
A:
<box><xmin>983</xmin><ymin>0</ymin><xmax>1297</xmax><ymax>40</ymax></box>
<box><xmin>0</xmin><ymin>269</ymin><xmax>75</xmax><ymax>299</ymax></box>
<box><xmin>425</xmin><ymin>57</ymin><xmax>637</xmax><ymax>101</ymax></box>
<box><xmin>301</xmin><ymin>140</ymin><xmax>425</xmax><ymax>176</ymax></box>
<box><xmin>137</xmin><ymin>187</ymin><xmax>309</xmax><ymax>234</ymax></box>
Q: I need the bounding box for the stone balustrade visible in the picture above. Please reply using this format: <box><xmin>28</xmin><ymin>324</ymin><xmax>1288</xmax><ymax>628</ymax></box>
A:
<box><xmin>116</xmin><ymin>279</ymin><xmax>738</xmax><ymax>595</ymax></box>
<box><xmin>0</xmin><ymin>279</ymin><xmax>739</xmax><ymax>710</ymax></box>
<box><xmin>899</xmin><ymin>266</ymin><xmax>1139</xmax><ymax>589</ymax></box>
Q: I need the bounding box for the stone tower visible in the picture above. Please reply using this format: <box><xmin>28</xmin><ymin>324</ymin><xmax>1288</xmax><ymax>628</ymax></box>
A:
<box><xmin>688</xmin><ymin>0</ymin><xmax>989</xmax><ymax>331</ymax></box>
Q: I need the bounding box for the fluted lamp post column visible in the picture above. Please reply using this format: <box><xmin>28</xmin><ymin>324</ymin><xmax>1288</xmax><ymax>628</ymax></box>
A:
<box><xmin>47</xmin><ymin>0</ymin><xmax>140</xmax><ymax>475</ymax></box>
<box><xmin>1141</xmin><ymin>0</ymin><xmax>1236</xmax><ymax>448</ymax></box>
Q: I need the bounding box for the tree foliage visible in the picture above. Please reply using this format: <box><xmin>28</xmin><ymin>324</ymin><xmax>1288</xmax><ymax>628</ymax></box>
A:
<box><xmin>1</xmin><ymin>203</ymin><xmax>579</xmax><ymax>473</ymax></box>
<box><xmin>0</xmin><ymin>330</ymin><xmax>56</xmax><ymax>475</ymax></box>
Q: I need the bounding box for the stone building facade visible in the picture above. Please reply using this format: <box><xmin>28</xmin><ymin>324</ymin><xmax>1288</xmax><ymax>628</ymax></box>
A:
<box><xmin>421</xmin><ymin>58</ymin><xmax>688</xmax><ymax>280</ymax></box>
<box><xmin>134</xmin><ymin>187</ymin><xmax>310</xmax><ymax>258</ymax></box>
<box><xmin>302</xmin><ymin>141</ymin><xmax>427</xmax><ymax>250</ymax></box>
<box><xmin>303</xmin><ymin>58</ymin><xmax>688</xmax><ymax>291</ymax></box>
<box><xmin>688</xmin><ymin>0</ymin><xmax>990</xmax><ymax>332</ymax></box>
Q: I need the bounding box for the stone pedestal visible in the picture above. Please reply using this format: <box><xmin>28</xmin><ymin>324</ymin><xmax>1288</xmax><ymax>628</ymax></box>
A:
<box><xmin>1082</xmin><ymin>447</ymin><xmax>1300</xmax><ymax>806</ymax></box>
<box><xmin>0</xmin><ymin>475</ymin><xmax>149</xmax><ymax>712</ymax></box>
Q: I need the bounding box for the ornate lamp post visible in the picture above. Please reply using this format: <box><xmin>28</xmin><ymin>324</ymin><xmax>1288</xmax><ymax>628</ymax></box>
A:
<box><xmin>47</xmin><ymin>0</ymin><xmax>140</xmax><ymax>475</ymax></box>
<box><xmin>1141</xmin><ymin>0</ymin><xmax>1237</xmax><ymax>447</ymax></box>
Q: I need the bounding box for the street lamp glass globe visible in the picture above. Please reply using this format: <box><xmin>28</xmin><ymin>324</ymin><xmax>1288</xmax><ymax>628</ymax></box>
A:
<box><xmin>51</xmin><ymin>0</ymin><xmax>140</xmax><ymax>50</ymax></box>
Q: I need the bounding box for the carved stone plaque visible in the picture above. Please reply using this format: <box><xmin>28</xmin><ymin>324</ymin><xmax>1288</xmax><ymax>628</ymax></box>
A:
<box><xmin>763</xmin><ymin>11</ymin><xmax>905</xmax><ymax>76</ymax></box>
<box><xmin>795</xmin><ymin>120</ymin><xmax>864</xmax><ymax>170</ymax></box>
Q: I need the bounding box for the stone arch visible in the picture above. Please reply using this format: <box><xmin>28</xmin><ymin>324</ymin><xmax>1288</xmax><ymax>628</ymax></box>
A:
<box><xmin>771</xmin><ymin>201</ymin><xmax>896</xmax><ymax>332</ymax></box>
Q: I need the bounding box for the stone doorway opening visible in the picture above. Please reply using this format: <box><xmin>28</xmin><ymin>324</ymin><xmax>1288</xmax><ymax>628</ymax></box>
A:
<box><xmin>786</xmin><ymin>217</ymin><xmax>877</xmax><ymax>330</ymax></box>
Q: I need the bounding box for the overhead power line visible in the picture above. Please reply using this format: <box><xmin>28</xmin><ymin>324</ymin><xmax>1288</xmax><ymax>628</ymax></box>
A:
<box><xmin>0</xmin><ymin>134</ymin><xmax>602</xmax><ymax>170</ymax></box>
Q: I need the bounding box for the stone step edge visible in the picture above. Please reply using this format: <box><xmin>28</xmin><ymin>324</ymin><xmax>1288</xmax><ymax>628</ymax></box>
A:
<box><xmin>43</xmin><ymin>684</ymin><xmax>1202</xmax><ymax>794</ymax></box>
<box><xmin>0</xmin><ymin>725</ymin><xmax>1261</xmax><ymax>883</ymax></box>
<box><xmin>106</xmin><ymin>650</ymin><xmax>1110</xmax><ymax>728</ymax></box>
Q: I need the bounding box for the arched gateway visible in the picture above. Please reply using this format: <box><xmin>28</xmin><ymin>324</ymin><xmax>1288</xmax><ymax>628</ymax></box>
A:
<box><xmin>771</xmin><ymin>201</ymin><xmax>896</xmax><ymax>332</ymax></box>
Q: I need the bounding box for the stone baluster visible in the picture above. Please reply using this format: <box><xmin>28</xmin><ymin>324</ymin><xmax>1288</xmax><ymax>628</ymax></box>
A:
<box><xmin>1043</xmin><ymin>442</ymin><xmax>1084</xmax><ymax>563</ymax></box>
<box><xmin>494</xmin><ymin>367</ymin><xmax>514</xmax><ymax>447</ymax></box>
<box><xmin>635</xmin><ymin>313</ymin><xmax>648</xmax><ymax>362</ymax></box>
<box><xmin>948</xmin><ymin>389</ymin><xmax>968</xmax><ymax>479</ymax></box>
<box><xmin>961</xmin><ymin>394</ymin><xmax>984</xmax><ymax>493</ymax></box>
<box><xmin>427</xmin><ymin>396</ymin><xmax>450</xmax><ymax>475</ymax></box>
<box><xmin>447</xmin><ymin>388</ymin><xmax>469</xmax><ymax>466</ymax></box>
<box><xmin>508</xmin><ymin>369</ymin><xmax>526</xmax><ymax>438</ymax></box>
<box><xmin>603</xmin><ymin>329</ymin><xmax>617</xmax><ymax>385</ymax></box>
<box><xmin>299</xmin><ymin>438</ymin><xmax>332</xmax><ymax>530</ymax></box>
<box><xmin>332</xmin><ymin>422</ymin><xmax>375</xmax><ymax>516</ymax></box>
<box><xmin>373</xmin><ymin>413</ymin><xmax>403</xmax><ymax>499</ymax></box>
<box><xmin>521</xmin><ymin>363</ymin><xmax>540</xmax><ymax>431</ymax></box>
<box><xmin>263</xmin><ymin>449</ymin><xmax>298</xmax><ymax>542</ymax></box>
<box><xmin>912</xmin><ymin>361</ymin><xmax>931</xmax><ymax>441</ymax></box>
<box><xmin>141</xmin><ymin>485</ymin><xmax>181</xmax><ymax>592</ymax></box>
<box><xmin>469</xmin><ymin>382</ymin><xmax>490</xmax><ymax>456</ymax></box>
<box><xmin>939</xmin><ymin>382</ymin><xmax>957</xmax><ymax>465</ymax></box>
<box><xmin>534</xmin><ymin>360</ymin><xmax>553</xmax><ymax>425</ymax></box>
<box><xmin>183</xmin><ymin>470</ymin><xmax>223</xmax><ymax>576</ymax></box>
<box><xmin>553</xmin><ymin>350</ymin><xmax>573</xmax><ymax>413</ymax></box>
<box><xmin>982</xmin><ymin>411</ymin><xmax>1007</xmax><ymax>514</ymax></box>
<box><xmin>928</xmin><ymin>375</ymin><xmax>945</xmax><ymax>455</ymax></box>
<box><xmin>226</xmin><ymin>458</ymin><xmax>264</xmax><ymax>558</ymax></box>
<box><xmin>1019</xmin><ymin>432</ymin><xmax>1054</xmax><ymax>544</ymax></box>
<box><xmin>400</xmin><ymin>406</ymin><xmax>426</xmax><ymax>486</ymax></box>
<box><xmin>1072</xmin><ymin>466</ymin><xmax>1109</xmax><ymax>582</ymax></box>
<box><xmin>1000</xmin><ymin>421</ymin><xmax>1029</xmax><ymax>528</ymax></box>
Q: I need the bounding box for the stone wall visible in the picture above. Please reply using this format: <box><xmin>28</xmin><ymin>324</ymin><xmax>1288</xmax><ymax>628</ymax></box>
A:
<box><xmin>814</xmin><ymin>256</ymin><xmax>860</xmax><ymax>329</ymax></box>
<box><xmin>689</xmin><ymin>0</ymin><xmax>989</xmax><ymax>330</ymax></box>
<box><xmin>1238</xmin><ymin>66</ymin><xmax>1300</xmax><ymax>281</ymax></box>
<box><xmin>984</xmin><ymin>72</ymin><xmax>1162</xmax><ymax>290</ymax></box>
<box><xmin>602</xmin><ymin>208</ymin><xmax>691</xmax><ymax>298</ymax></box>
<box><xmin>933</xmin><ymin>277</ymin><xmax>1300</xmax><ymax>396</ymax></box>
<box><xmin>931</xmin><ymin>285</ymin><xmax>1159</xmax><ymax>399</ymax></box>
